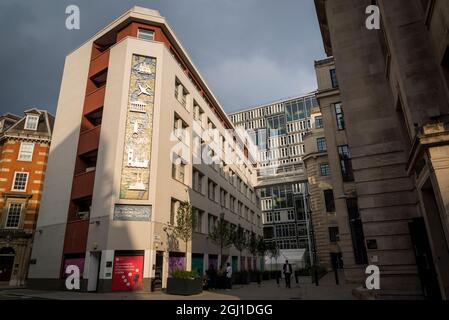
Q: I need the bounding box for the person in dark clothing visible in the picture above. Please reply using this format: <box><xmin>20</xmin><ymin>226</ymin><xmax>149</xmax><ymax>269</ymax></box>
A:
<box><xmin>283</xmin><ymin>260</ymin><xmax>293</xmax><ymax>288</ymax></box>
<box><xmin>206</xmin><ymin>264</ymin><xmax>217</xmax><ymax>290</ymax></box>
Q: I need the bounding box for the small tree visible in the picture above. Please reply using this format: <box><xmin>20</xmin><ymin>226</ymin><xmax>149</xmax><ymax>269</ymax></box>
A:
<box><xmin>257</xmin><ymin>236</ymin><xmax>267</xmax><ymax>272</ymax></box>
<box><xmin>172</xmin><ymin>201</ymin><xmax>196</xmax><ymax>268</ymax></box>
<box><xmin>248</xmin><ymin>231</ymin><xmax>259</xmax><ymax>271</ymax></box>
<box><xmin>268</xmin><ymin>241</ymin><xmax>280</xmax><ymax>273</ymax></box>
<box><xmin>232</xmin><ymin>224</ymin><xmax>247</xmax><ymax>271</ymax></box>
<box><xmin>209</xmin><ymin>212</ymin><xmax>233</xmax><ymax>269</ymax></box>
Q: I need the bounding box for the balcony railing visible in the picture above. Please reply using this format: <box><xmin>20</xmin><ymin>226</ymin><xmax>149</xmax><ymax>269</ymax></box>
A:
<box><xmin>78</xmin><ymin>126</ymin><xmax>101</xmax><ymax>156</ymax></box>
<box><xmin>71</xmin><ymin>170</ymin><xmax>96</xmax><ymax>200</ymax></box>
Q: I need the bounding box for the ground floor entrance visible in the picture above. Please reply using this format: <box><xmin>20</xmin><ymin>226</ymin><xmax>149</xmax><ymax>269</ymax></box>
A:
<box><xmin>0</xmin><ymin>247</ymin><xmax>15</xmax><ymax>282</ymax></box>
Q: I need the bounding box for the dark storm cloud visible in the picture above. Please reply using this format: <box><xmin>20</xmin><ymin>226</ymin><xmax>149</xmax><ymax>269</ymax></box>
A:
<box><xmin>0</xmin><ymin>0</ymin><xmax>325</xmax><ymax>116</ymax></box>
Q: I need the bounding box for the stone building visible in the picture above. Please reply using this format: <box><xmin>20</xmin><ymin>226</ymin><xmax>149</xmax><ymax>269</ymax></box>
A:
<box><xmin>303</xmin><ymin>105</ymin><xmax>341</xmax><ymax>271</ymax></box>
<box><xmin>315</xmin><ymin>0</ymin><xmax>449</xmax><ymax>299</ymax></box>
<box><xmin>0</xmin><ymin>110</ymin><xmax>54</xmax><ymax>286</ymax></box>
<box><xmin>313</xmin><ymin>57</ymin><xmax>368</xmax><ymax>283</ymax></box>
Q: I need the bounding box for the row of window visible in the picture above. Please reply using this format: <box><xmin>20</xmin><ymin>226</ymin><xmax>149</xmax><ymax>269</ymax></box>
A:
<box><xmin>170</xmin><ymin>199</ymin><xmax>261</xmax><ymax>233</ymax></box>
<box><xmin>229</xmin><ymin>96</ymin><xmax>317</xmax><ymax>125</ymax></box>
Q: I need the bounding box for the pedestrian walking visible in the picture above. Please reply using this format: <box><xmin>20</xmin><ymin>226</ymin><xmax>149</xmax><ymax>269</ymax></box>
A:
<box><xmin>283</xmin><ymin>260</ymin><xmax>292</xmax><ymax>288</ymax></box>
<box><xmin>225</xmin><ymin>262</ymin><xmax>232</xmax><ymax>290</ymax></box>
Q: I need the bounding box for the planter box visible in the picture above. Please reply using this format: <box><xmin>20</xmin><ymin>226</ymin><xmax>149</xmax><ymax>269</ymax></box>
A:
<box><xmin>166</xmin><ymin>278</ymin><xmax>202</xmax><ymax>295</ymax></box>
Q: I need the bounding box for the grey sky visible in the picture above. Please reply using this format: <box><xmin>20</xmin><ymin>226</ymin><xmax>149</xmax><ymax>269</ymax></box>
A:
<box><xmin>0</xmin><ymin>0</ymin><xmax>325</xmax><ymax>116</ymax></box>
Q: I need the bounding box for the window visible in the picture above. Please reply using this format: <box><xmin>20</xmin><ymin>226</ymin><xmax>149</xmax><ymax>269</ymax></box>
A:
<box><xmin>315</xmin><ymin>116</ymin><xmax>323</xmax><ymax>129</ymax></box>
<box><xmin>170</xmin><ymin>199</ymin><xmax>181</xmax><ymax>225</ymax></box>
<box><xmin>173</xmin><ymin>113</ymin><xmax>188</xmax><ymax>144</ymax></box>
<box><xmin>18</xmin><ymin>142</ymin><xmax>34</xmax><ymax>161</ymax></box>
<box><xmin>175</xmin><ymin>78</ymin><xmax>188</xmax><ymax>108</ymax></box>
<box><xmin>5</xmin><ymin>203</ymin><xmax>22</xmax><ymax>229</ymax></box>
<box><xmin>208</xmin><ymin>214</ymin><xmax>217</xmax><ymax>234</ymax></box>
<box><xmin>193</xmin><ymin>102</ymin><xmax>204</xmax><ymax>123</ymax></box>
<box><xmin>193</xmin><ymin>208</ymin><xmax>204</xmax><ymax>233</ymax></box>
<box><xmin>330</xmin><ymin>69</ymin><xmax>339</xmax><ymax>88</ymax></box>
<box><xmin>317</xmin><ymin>137</ymin><xmax>327</xmax><ymax>152</ymax></box>
<box><xmin>335</xmin><ymin>103</ymin><xmax>345</xmax><ymax>130</ymax></box>
<box><xmin>172</xmin><ymin>154</ymin><xmax>186</xmax><ymax>183</ymax></box>
<box><xmin>347</xmin><ymin>198</ymin><xmax>368</xmax><ymax>264</ymax></box>
<box><xmin>138</xmin><ymin>29</ymin><xmax>155</xmax><ymax>41</ymax></box>
<box><xmin>208</xmin><ymin>179</ymin><xmax>217</xmax><ymax>202</ymax></box>
<box><xmin>320</xmin><ymin>163</ymin><xmax>330</xmax><ymax>176</ymax></box>
<box><xmin>337</xmin><ymin>145</ymin><xmax>354</xmax><ymax>181</ymax></box>
<box><xmin>329</xmin><ymin>227</ymin><xmax>339</xmax><ymax>243</ymax></box>
<box><xmin>267</xmin><ymin>115</ymin><xmax>286</xmax><ymax>136</ymax></box>
<box><xmin>192</xmin><ymin>169</ymin><xmax>204</xmax><ymax>194</ymax></box>
<box><xmin>24</xmin><ymin>115</ymin><xmax>39</xmax><ymax>131</ymax></box>
<box><xmin>324</xmin><ymin>189</ymin><xmax>335</xmax><ymax>212</ymax></box>
<box><xmin>12</xmin><ymin>172</ymin><xmax>28</xmax><ymax>192</ymax></box>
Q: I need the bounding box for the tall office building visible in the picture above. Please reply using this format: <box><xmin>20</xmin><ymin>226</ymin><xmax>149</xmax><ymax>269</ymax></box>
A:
<box><xmin>315</xmin><ymin>0</ymin><xmax>449</xmax><ymax>299</ymax></box>
<box><xmin>28</xmin><ymin>7</ymin><xmax>261</xmax><ymax>292</ymax></box>
<box><xmin>229</xmin><ymin>94</ymin><xmax>318</xmax><ymax>268</ymax></box>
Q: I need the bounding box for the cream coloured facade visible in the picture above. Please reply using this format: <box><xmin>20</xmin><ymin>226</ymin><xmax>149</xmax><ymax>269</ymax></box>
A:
<box><xmin>313</xmin><ymin>57</ymin><xmax>367</xmax><ymax>283</ymax></box>
<box><xmin>28</xmin><ymin>7</ymin><xmax>261</xmax><ymax>292</ymax></box>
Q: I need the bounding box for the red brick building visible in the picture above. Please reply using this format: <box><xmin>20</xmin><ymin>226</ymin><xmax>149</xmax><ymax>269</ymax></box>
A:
<box><xmin>0</xmin><ymin>109</ymin><xmax>54</xmax><ymax>286</ymax></box>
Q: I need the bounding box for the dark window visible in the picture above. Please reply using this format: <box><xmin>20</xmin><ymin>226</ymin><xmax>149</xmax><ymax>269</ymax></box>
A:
<box><xmin>320</xmin><ymin>163</ymin><xmax>330</xmax><ymax>176</ymax></box>
<box><xmin>335</xmin><ymin>103</ymin><xmax>345</xmax><ymax>130</ymax></box>
<box><xmin>346</xmin><ymin>198</ymin><xmax>368</xmax><ymax>265</ymax></box>
<box><xmin>329</xmin><ymin>227</ymin><xmax>339</xmax><ymax>243</ymax></box>
<box><xmin>315</xmin><ymin>116</ymin><xmax>323</xmax><ymax>129</ymax></box>
<box><xmin>330</xmin><ymin>69</ymin><xmax>339</xmax><ymax>88</ymax></box>
<box><xmin>317</xmin><ymin>138</ymin><xmax>327</xmax><ymax>152</ymax></box>
<box><xmin>337</xmin><ymin>145</ymin><xmax>354</xmax><ymax>182</ymax></box>
<box><xmin>324</xmin><ymin>189</ymin><xmax>335</xmax><ymax>212</ymax></box>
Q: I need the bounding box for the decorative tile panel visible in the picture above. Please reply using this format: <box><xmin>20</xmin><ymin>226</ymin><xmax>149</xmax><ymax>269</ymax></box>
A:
<box><xmin>119</xmin><ymin>55</ymin><xmax>156</xmax><ymax>200</ymax></box>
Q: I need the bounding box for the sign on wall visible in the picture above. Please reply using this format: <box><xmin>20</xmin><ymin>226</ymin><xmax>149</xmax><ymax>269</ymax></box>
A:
<box><xmin>119</xmin><ymin>54</ymin><xmax>157</xmax><ymax>200</ymax></box>
<box><xmin>111</xmin><ymin>255</ymin><xmax>144</xmax><ymax>291</ymax></box>
<box><xmin>113</xmin><ymin>204</ymin><xmax>152</xmax><ymax>221</ymax></box>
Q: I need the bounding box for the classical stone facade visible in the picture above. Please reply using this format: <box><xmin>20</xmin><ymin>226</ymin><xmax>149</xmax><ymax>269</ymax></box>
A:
<box><xmin>303</xmin><ymin>106</ymin><xmax>340</xmax><ymax>270</ymax></box>
<box><xmin>314</xmin><ymin>57</ymin><xmax>367</xmax><ymax>283</ymax></box>
<box><xmin>315</xmin><ymin>0</ymin><xmax>449</xmax><ymax>299</ymax></box>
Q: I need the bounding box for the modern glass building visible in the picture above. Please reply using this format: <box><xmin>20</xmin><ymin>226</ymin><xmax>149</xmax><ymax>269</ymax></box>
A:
<box><xmin>229</xmin><ymin>94</ymin><xmax>318</xmax><ymax>268</ymax></box>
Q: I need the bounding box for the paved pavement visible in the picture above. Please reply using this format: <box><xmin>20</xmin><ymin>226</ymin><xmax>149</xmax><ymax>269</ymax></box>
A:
<box><xmin>0</xmin><ymin>271</ymin><xmax>356</xmax><ymax>300</ymax></box>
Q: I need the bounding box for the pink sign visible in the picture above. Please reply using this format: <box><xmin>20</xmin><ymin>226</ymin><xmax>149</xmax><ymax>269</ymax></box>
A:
<box><xmin>112</xmin><ymin>255</ymin><xmax>144</xmax><ymax>291</ymax></box>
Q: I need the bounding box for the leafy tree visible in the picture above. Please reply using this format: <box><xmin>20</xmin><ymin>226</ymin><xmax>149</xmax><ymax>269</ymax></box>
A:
<box><xmin>256</xmin><ymin>236</ymin><xmax>267</xmax><ymax>271</ymax></box>
<box><xmin>248</xmin><ymin>231</ymin><xmax>259</xmax><ymax>270</ymax></box>
<box><xmin>232</xmin><ymin>224</ymin><xmax>247</xmax><ymax>271</ymax></box>
<box><xmin>268</xmin><ymin>241</ymin><xmax>280</xmax><ymax>272</ymax></box>
<box><xmin>172</xmin><ymin>201</ymin><xmax>196</xmax><ymax>263</ymax></box>
<box><xmin>209</xmin><ymin>212</ymin><xmax>233</xmax><ymax>269</ymax></box>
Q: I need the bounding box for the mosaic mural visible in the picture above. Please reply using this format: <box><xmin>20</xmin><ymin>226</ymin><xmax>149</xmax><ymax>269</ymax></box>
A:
<box><xmin>113</xmin><ymin>204</ymin><xmax>152</xmax><ymax>221</ymax></box>
<box><xmin>119</xmin><ymin>55</ymin><xmax>156</xmax><ymax>200</ymax></box>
